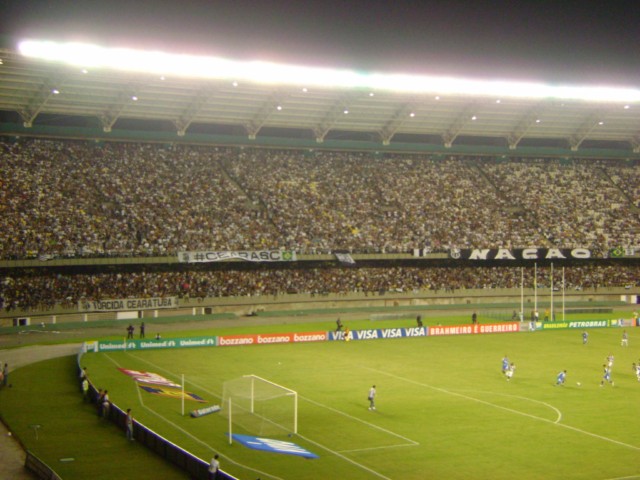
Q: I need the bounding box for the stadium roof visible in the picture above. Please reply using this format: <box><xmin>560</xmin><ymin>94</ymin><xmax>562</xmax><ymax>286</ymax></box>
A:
<box><xmin>1</xmin><ymin>43</ymin><xmax>639</xmax><ymax>152</ymax></box>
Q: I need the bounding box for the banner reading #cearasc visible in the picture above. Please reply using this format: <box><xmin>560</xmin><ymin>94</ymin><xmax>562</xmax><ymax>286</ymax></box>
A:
<box><xmin>178</xmin><ymin>250</ymin><xmax>297</xmax><ymax>263</ymax></box>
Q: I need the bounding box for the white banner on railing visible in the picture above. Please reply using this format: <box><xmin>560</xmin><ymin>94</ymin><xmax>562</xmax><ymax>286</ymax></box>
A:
<box><xmin>178</xmin><ymin>250</ymin><xmax>297</xmax><ymax>263</ymax></box>
<box><xmin>79</xmin><ymin>297</ymin><xmax>178</xmax><ymax>312</ymax></box>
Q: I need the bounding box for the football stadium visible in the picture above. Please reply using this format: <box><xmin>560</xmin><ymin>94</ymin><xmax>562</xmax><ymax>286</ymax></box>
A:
<box><xmin>1</xmin><ymin>17</ymin><xmax>640</xmax><ymax>480</ymax></box>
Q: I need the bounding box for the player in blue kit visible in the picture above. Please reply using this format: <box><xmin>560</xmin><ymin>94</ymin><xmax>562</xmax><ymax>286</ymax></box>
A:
<box><xmin>501</xmin><ymin>355</ymin><xmax>510</xmax><ymax>375</ymax></box>
<box><xmin>600</xmin><ymin>365</ymin><xmax>613</xmax><ymax>387</ymax></box>
<box><xmin>555</xmin><ymin>370</ymin><xmax>567</xmax><ymax>386</ymax></box>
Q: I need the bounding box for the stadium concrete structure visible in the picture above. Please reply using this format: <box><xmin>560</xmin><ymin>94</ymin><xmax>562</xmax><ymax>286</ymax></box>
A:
<box><xmin>1</xmin><ymin>40</ymin><xmax>640</xmax><ymax>480</ymax></box>
<box><xmin>1</xmin><ymin>40</ymin><xmax>640</xmax><ymax>323</ymax></box>
<box><xmin>1</xmin><ymin>42</ymin><xmax>640</xmax><ymax>155</ymax></box>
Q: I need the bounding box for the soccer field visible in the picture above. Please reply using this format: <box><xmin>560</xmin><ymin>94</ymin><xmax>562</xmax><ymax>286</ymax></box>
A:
<box><xmin>81</xmin><ymin>325</ymin><xmax>640</xmax><ymax>480</ymax></box>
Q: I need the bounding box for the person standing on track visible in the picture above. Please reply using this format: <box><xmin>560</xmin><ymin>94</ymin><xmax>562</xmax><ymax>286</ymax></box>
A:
<box><xmin>208</xmin><ymin>454</ymin><xmax>220</xmax><ymax>479</ymax></box>
<box><xmin>126</xmin><ymin>408</ymin><xmax>134</xmax><ymax>441</ymax></box>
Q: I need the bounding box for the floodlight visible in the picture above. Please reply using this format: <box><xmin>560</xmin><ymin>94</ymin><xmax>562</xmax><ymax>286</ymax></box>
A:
<box><xmin>17</xmin><ymin>39</ymin><xmax>640</xmax><ymax>103</ymax></box>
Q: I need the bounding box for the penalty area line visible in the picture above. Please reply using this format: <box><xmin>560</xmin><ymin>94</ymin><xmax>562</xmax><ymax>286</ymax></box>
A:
<box><xmin>295</xmin><ymin>431</ymin><xmax>395</xmax><ymax>480</ymax></box>
<box><xmin>300</xmin><ymin>394</ymin><xmax>419</xmax><ymax>447</ymax></box>
<box><xmin>364</xmin><ymin>366</ymin><xmax>640</xmax><ymax>452</ymax></box>
<box><xmin>338</xmin><ymin>443</ymin><xmax>421</xmax><ymax>454</ymax></box>
<box><xmin>122</xmin><ymin>353</ymin><xmax>398</xmax><ymax>479</ymax></box>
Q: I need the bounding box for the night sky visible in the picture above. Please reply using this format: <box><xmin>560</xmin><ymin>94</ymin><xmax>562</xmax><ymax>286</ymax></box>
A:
<box><xmin>2</xmin><ymin>0</ymin><xmax>640</xmax><ymax>86</ymax></box>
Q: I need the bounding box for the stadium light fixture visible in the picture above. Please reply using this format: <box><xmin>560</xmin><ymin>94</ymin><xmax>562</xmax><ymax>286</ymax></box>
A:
<box><xmin>18</xmin><ymin>39</ymin><xmax>640</xmax><ymax>103</ymax></box>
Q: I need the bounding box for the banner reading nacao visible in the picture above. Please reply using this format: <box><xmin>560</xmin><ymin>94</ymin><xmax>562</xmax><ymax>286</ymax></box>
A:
<box><xmin>79</xmin><ymin>296</ymin><xmax>178</xmax><ymax>312</ymax></box>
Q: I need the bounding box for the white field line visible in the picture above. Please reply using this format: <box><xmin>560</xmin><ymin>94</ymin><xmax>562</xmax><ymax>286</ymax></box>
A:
<box><xmin>117</xmin><ymin>352</ymin><xmax>412</xmax><ymax>479</ymax></box>
<box><xmin>364</xmin><ymin>366</ymin><xmax>640</xmax><ymax>452</ymax></box>
<box><xmin>110</xmin><ymin>353</ymin><xmax>398</xmax><ymax>480</ymax></box>
<box><xmin>463</xmin><ymin>390</ymin><xmax>562</xmax><ymax>423</ymax></box>
<box><xmin>294</xmin><ymin>431</ymin><xmax>395</xmax><ymax>480</ymax></box>
<box><xmin>104</xmin><ymin>353</ymin><xmax>283</xmax><ymax>480</ymax></box>
<box><xmin>124</xmin><ymin>352</ymin><xmax>416</xmax><ymax>446</ymax></box>
<box><xmin>300</xmin><ymin>395</ymin><xmax>419</xmax><ymax>446</ymax></box>
<box><xmin>338</xmin><ymin>443</ymin><xmax>420</xmax><ymax>454</ymax></box>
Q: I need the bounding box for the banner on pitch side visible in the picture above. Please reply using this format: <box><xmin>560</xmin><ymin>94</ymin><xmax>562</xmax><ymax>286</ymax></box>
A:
<box><xmin>178</xmin><ymin>249</ymin><xmax>296</xmax><ymax>263</ymax></box>
<box><xmin>428</xmin><ymin>322</ymin><xmax>520</xmax><ymax>336</ymax></box>
<box><xmin>139</xmin><ymin>385</ymin><xmax>206</xmax><ymax>402</ymax></box>
<box><xmin>118</xmin><ymin>368</ymin><xmax>206</xmax><ymax>402</ymax></box>
<box><xmin>328</xmin><ymin>327</ymin><xmax>428</xmax><ymax>341</ymax></box>
<box><xmin>217</xmin><ymin>331</ymin><xmax>327</xmax><ymax>347</ymax></box>
<box><xmin>94</xmin><ymin>337</ymin><xmax>215</xmax><ymax>352</ymax></box>
<box><xmin>231</xmin><ymin>434</ymin><xmax>319</xmax><ymax>459</ymax></box>
<box><xmin>540</xmin><ymin>320</ymin><xmax>618</xmax><ymax>330</ymax></box>
<box><xmin>118</xmin><ymin>368</ymin><xmax>182</xmax><ymax>387</ymax></box>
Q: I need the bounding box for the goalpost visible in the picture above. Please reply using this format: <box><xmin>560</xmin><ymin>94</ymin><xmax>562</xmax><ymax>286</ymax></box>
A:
<box><xmin>222</xmin><ymin>375</ymin><xmax>298</xmax><ymax>444</ymax></box>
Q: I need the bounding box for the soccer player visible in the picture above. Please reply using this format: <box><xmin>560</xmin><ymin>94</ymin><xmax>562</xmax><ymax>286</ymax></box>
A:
<box><xmin>621</xmin><ymin>330</ymin><xmax>628</xmax><ymax>347</ymax></box>
<box><xmin>606</xmin><ymin>353</ymin><xmax>614</xmax><ymax>368</ymax></box>
<box><xmin>368</xmin><ymin>385</ymin><xmax>376</xmax><ymax>410</ymax></box>
<box><xmin>501</xmin><ymin>355</ymin><xmax>510</xmax><ymax>375</ymax></box>
<box><xmin>600</xmin><ymin>364</ymin><xmax>613</xmax><ymax>387</ymax></box>
<box><xmin>555</xmin><ymin>370</ymin><xmax>567</xmax><ymax>386</ymax></box>
<box><xmin>633</xmin><ymin>363</ymin><xmax>640</xmax><ymax>382</ymax></box>
<box><xmin>506</xmin><ymin>363</ymin><xmax>515</xmax><ymax>381</ymax></box>
<box><xmin>344</xmin><ymin>327</ymin><xmax>351</xmax><ymax>342</ymax></box>
<box><xmin>582</xmin><ymin>331</ymin><xmax>588</xmax><ymax>345</ymax></box>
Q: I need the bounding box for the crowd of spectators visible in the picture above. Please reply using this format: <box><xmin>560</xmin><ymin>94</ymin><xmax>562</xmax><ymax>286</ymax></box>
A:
<box><xmin>1</xmin><ymin>137</ymin><xmax>639</xmax><ymax>259</ymax></box>
<box><xmin>2</xmin><ymin>137</ymin><xmax>639</xmax><ymax>312</ymax></box>
<box><xmin>481</xmin><ymin>157</ymin><xmax>639</xmax><ymax>254</ymax></box>
<box><xmin>2</xmin><ymin>264</ymin><xmax>639</xmax><ymax>312</ymax></box>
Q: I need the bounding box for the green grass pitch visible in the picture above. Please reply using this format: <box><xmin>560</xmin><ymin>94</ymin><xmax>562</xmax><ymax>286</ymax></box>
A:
<box><xmin>79</xmin><ymin>321</ymin><xmax>640</xmax><ymax>480</ymax></box>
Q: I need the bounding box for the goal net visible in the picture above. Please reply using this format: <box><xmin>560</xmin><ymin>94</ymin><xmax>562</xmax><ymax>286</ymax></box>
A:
<box><xmin>222</xmin><ymin>375</ymin><xmax>298</xmax><ymax>439</ymax></box>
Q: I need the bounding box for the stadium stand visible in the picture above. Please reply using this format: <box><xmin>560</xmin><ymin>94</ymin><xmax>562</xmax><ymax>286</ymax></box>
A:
<box><xmin>1</xmin><ymin>137</ymin><xmax>639</xmax><ymax>260</ymax></box>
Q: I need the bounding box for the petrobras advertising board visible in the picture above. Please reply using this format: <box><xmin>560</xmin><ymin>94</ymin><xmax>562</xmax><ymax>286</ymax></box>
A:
<box><xmin>540</xmin><ymin>320</ymin><xmax>613</xmax><ymax>330</ymax></box>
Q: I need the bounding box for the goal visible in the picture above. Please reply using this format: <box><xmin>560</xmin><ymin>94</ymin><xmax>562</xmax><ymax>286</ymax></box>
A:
<box><xmin>222</xmin><ymin>375</ymin><xmax>298</xmax><ymax>440</ymax></box>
